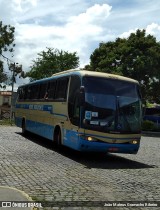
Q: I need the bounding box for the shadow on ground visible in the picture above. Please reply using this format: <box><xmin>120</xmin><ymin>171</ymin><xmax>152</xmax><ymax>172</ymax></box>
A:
<box><xmin>16</xmin><ymin>132</ymin><xmax>157</xmax><ymax>170</ymax></box>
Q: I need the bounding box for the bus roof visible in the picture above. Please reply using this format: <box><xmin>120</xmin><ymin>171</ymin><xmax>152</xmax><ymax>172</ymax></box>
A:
<box><xmin>51</xmin><ymin>69</ymin><xmax>138</xmax><ymax>84</ymax></box>
<box><xmin>19</xmin><ymin>69</ymin><xmax>139</xmax><ymax>88</ymax></box>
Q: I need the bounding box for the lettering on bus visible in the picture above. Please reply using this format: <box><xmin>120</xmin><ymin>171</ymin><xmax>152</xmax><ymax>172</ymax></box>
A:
<box><xmin>29</xmin><ymin>104</ymin><xmax>43</xmax><ymax>111</ymax></box>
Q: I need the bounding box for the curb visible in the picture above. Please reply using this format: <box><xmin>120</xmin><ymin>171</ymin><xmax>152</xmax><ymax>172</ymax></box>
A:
<box><xmin>0</xmin><ymin>186</ymin><xmax>33</xmax><ymax>210</ymax></box>
<box><xmin>142</xmin><ymin>131</ymin><xmax>160</xmax><ymax>137</ymax></box>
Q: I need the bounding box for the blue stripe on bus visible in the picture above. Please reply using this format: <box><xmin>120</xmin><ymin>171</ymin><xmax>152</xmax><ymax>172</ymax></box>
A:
<box><xmin>79</xmin><ymin>138</ymin><xmax>139</xmax><ymax>153</ymax></box>
<box><xmin>15</xmin><ymin>104</ymin><xmax>67</xmax><ymax>118</ymax></box>
<box><xmin>15</xmin><ymin>117</ymin><xmax>139</xmax><ymax>154</ymax></box>
<box><xmin>63</xmin><ymin>129</ymin><xmax>139</xmax><ymax>153</ymax></box>
<box><xmin>26</xmin><ymin>120</ymin><xmax>54</xmax><ymax>140</ymax></box>
<box><xmin>53</xmin><ymin>113</ymin><xmax>68</xmax><ymax>117</ymax></box>
<box><xmin>15</xmin><ymin>117</ymin><xmax>54</xmax><ymax>140</ymax></box>
<box><xmin>16</xmin><ymin>104</ymin><xmax>52</xmax><ymax>112</ymax></box>
<box><xmin>15</xmin><ymin>117</ymin><xmax>22</xmax><ymax>128</ymax></box>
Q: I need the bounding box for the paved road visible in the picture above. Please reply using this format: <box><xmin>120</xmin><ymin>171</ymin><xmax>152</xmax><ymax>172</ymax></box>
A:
<box><xmin>0</xmin><ymin>126</ymin><xmax>160</xmax><ymax>210</ymax></box>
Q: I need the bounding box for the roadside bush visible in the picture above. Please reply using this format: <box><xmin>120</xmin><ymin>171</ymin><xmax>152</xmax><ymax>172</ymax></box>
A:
<box><xmin>0</xmin><ymin>119</ymin><xmax>15</xmax><ymax>126</ymax></box>
<box><xmin>142</xmin><ymin>120</ymin><xmax>155</xmax><ymax>131</ymax></box>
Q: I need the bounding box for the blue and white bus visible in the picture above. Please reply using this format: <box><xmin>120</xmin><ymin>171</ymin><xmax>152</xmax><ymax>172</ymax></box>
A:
<box><xmin>15</xmin><ymin>70</ymin><xmax>142</xmax><ymax>154</ymax></box>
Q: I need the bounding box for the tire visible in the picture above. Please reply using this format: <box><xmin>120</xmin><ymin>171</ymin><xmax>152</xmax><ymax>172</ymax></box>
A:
<box><xmin>54</xmin><ymin>127</ymin><xmax>61</xmax><ymax>147</ymax></box>
<box><xmin>22</xmin><ymin>120</ymin><xmax>27</xmax><ymax>136</ymax></box>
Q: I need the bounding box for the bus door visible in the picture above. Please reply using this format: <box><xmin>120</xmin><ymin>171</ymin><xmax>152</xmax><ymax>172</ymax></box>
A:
<box><xmin>66</xmin><ymin>75</ymin><xmax>83</xmax><ymax>150</ymax></box>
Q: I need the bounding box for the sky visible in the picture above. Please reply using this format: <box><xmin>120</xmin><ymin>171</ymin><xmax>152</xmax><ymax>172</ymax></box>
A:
<box><xmin>0</xmin><ymin>0</ymin><xmax>160</xmax><ymax>90</ymax></box>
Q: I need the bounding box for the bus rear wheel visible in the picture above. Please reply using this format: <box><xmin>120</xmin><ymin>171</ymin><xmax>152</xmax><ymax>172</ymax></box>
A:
<box><xmin>22</xmin><ymin>120</ymin><xmax>27</xmax><ymax>136</ymax></box>
<box><xmin>54</xmin><ymin>127</ymin><xmax>61</xmax><ymax>147</ymax></box>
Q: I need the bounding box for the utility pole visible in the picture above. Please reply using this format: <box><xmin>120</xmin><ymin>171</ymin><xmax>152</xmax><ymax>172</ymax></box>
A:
<box><xmin>10</xmin><ymin>62</ymin><xmax>16</xmax><ymax>124</ymax></box>
<box><xmin>9</xmin><ymin>62</ymin><xmax>23</xmax><ymax>124</ymax></box>
<box><xmin>0</xmin><ymin>54</ymin><xmax>23</xmax><ymax>124</ymax></box>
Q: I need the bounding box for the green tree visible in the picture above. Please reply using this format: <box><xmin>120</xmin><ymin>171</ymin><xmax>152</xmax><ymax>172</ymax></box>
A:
<box><xmin>88</xmin><ymin>29</ymin><xmax>160</xmax><ymax>103</ymax></box>
<box><xmin>0</xmin><ymin>60</ymin><xmax>7</xmax><ymax>85</ymax></box>
<box><xmin>0</xmin><ymin>21</ymin><xmax>15</xmax><ymax>86</ymax></box>
<box><xmin>26</xmin><ymin>48</ymin><xmax>79</xmax><ymax>81</ymax></box>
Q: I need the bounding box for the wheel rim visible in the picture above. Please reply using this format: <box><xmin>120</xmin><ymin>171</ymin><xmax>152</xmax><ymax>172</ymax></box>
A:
<box><xmin>57</xmin><ymin>131</ymin><xmax>61</xmax><ymax>145</ymax></box>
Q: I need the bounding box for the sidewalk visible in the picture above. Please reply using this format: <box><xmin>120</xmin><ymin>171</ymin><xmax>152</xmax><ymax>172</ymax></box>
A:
<box><xmin>0</xmin><ymin>186</ymin><xmax>33</xmax><ymax>210</ymax></box>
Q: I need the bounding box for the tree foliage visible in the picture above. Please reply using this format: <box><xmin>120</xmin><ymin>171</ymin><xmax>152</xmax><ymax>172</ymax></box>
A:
<box><xmin>88</xmin><ymin>29</ymin><xmax>160</xmax><ymax>103</ymax></box>
<box><xmin>26</xmin><ymin>48</ymin><xmax>79</xmax><ymax>81</ymax></box>
<box><xmin>0</xmin><ymin>21</ymin><xmax>15</xmax><ymax>86</ymax></box>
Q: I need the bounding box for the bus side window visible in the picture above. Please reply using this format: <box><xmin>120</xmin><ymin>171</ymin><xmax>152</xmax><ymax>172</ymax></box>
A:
<box><xmin>30</xmin><ymin>84</ymin><xmax>40</xmax><ymax>100</ymax></box>
<box><xmin>25</xmin><ymin>85</ymin><xmax>32</xmax><ymax>100</ymax></box>
<box><xmin>18</xmin><ymin>87</ymin><xmax>25</xmax><ymax>101</ymax></box>
<box><xmin>38</xmin><ymin>82</ymin><xmax>48</xmax><ymax>100</ymax></box>
<box><xmin>24</xmin><ymin>86</ymin><xmax>28</xmax><ymax>100</ymax></box>
<box><xmin>55</xmin><ymin>78</ymin><xmax>69</xmax><ymax>101</ymax></box>
<box><xmin>48</xmin><ymin>80</ymin><xmax>56</xmax><ymax>100</ymax></box>
<box><xmin>68</xmin><ymin>75</ymin><xmax>81</xmax><ymax>126</ymax></box>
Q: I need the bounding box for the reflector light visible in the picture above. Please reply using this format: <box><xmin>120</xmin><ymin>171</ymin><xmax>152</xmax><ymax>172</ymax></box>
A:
<box><xmin>108</xmin><ymin>147</ymin><xmax>119</xmax><ymax>152</ymax></box>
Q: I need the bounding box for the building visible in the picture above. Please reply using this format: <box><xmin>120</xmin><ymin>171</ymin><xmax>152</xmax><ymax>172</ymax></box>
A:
<box><xmin>0</xmin><ymin>91</ymin><xmax>17</xmax><ymax>119</ymax></box>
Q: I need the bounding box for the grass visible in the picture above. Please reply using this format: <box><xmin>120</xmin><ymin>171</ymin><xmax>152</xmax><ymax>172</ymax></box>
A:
<box><xmin>0</xmin><ymin>119</ymin><xmax>15</xmax><ymax>126</ymax></box>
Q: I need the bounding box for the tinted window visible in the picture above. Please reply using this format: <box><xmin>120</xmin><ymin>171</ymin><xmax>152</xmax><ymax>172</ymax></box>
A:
<box><xmin>47</xmin><ymin>80</ymin><xmax>56</xmax><ymax>99</ymax></box>
<box><xmin>83</xmin><ymin>77</ymin><xmax>138</xmax><ymax>98</ymax></box>
<box><xmin>55</xmin><ymin>78</ymin><xmax>69</xmax><ymax>100</ymax></box>
<box><xmin>18</xmin><ymin>84</ymin><xmax>40</xmax><ymax>101</ymax></box>
<box><xmin>68</xmin><ymin>75</ymin><xmax>81</xmax><ymax>126</ymax></box>
<box><xmin>29</xmin><ymin>84</ymin><xmax>40</xmax><ymax>100</ymax></box>
<box><xmin>18</xmin><ymin>87</ymin><xmax>25</xmax><ymax>100</ymax></box>
<box><xmin>38</xmin><ymin>82</ymin><xmax>48</xmax><ymax>99</ymax></box>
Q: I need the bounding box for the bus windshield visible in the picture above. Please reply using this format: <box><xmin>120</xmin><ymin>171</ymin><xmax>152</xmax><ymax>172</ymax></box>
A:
<box><xmin>82</xmin><ymin>76</ymin><xmax>142</xmax><ymax>134</ymax></box>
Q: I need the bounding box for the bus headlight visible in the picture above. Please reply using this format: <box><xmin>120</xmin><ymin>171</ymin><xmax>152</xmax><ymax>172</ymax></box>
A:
<box><xmin>86</xmin><ymin>136</ymin><xmax>98</xmax><ymax>141</ymax></box>
<box><xmin>79</xmin><ymin>134</ymin><xmax>97</xmax><ymax>142</ymax></box>
<box><xmin>131</xmin><ymin>140</ymin><xmax>138</xmax><ymax>144</ymax></box>
<box><xmin>87</xmin><ymin>136</ymin><xmax>94</xmax><ymax>141</ymax></box>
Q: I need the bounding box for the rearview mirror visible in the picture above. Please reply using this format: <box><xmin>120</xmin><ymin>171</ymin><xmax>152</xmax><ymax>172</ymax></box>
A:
<box><xmin>79</xmin><ymin>86</ymin><xmax>85</xmax><ymax>106</ymax></box>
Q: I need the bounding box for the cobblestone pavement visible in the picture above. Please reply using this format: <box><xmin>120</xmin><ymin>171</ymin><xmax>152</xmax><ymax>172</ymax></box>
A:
<box><xmin>0</xmin><ymin>126</ymin><xmax>160</xmax><ymax>210</ymax></box>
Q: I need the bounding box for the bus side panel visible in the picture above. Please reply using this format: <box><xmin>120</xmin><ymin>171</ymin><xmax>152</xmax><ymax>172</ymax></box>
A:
<box><xmin>15</xmin><ymin>116</ymin><xmax>23</xmax><ymax>128</ymax></box>
<box><xmin>63</xmin><ymin>129</ymin><xmax>81</xmax><ymax>150</ymax></box>
<box><xmin>15</xmin><ymin>114</ymin><xmax>54</xmax><ymax>141</ymax></box>
<box><xmin>26</xmin><ymin>119</ymin><xmax>54</xmax><ymax>140</ymax></box>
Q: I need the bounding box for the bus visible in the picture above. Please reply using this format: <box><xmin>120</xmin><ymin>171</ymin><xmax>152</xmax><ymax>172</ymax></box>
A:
<box><xmin>144</xmin><ymin>107</ymin><xmax>160</xmax><ymax>128</ymax></box>
<box><xmin>15</xmin><ymin>70</ymin><xmax>142</xmax><ymax>154</ymax></box>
